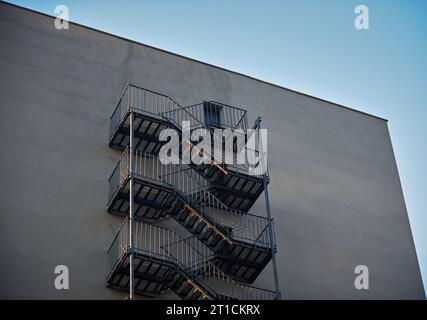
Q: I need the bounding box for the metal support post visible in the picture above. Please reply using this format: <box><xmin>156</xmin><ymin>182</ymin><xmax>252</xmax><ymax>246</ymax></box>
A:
<box><xmin>256</xmin><ymin>116</ymin><xmax>281</xmax><ymax>300</ymax></box>
<box><xmin>129</xmin><ymin>110</ymin><xmax>135</xmax><ymax>300</ymax></box>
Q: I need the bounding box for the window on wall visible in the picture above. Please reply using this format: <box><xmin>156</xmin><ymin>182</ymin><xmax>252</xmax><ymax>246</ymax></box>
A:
<box><xmin>203</xmin><ymin>101</ymin><xmax>222</xmax><ymax>128</ymax></box>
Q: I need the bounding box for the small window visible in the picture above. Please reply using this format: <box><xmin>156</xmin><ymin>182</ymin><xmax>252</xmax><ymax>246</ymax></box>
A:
<box><xmin>203</xmin><ymin>102</ymin><xmax>222</xmax><ymax>127</ymax></box>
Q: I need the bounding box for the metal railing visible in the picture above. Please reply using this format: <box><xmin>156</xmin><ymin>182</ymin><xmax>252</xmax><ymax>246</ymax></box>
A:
<box><xmin>110</xmin><ymin>83</ymin><xmax>214</xmax><ymax>138</ymax></box>
<box><xmin>107</xmin><ymin>219</ymin><xmax>276</xmax><ymax>300</ymax></box>
<box><xmin>111</xmin><ymin>85</ymin><xmax>248</xmax><ymax>136</ymax></box>
<box><xmin>189</xmin><ymin>188</ymin><xmax>271</xmax><ymax>247</ymax></box>
<box><xmin>106</xmin><ymin>217</ymin><xmax>130</xmax><ymax>281</ymax></box>
<box><xmin>108</xmin><ymin>149</ymin><xmax>131</xmax><ymax>202</ymax></box>
<box><xmin>183</xmin><ymin>101</ymin><xmax>248</xmax><ymax>131</ymax></box>
<box><xmin>110</xmin><ymin>84</ymin><xmax>263</xmax><ymax>173</ymax></box>
<box><xmin>223</xmin><ymin>126</ymin><xmax>268</xmax><ymax>177</ymax></box>
<box><xmin>110</xmin><ymin>84</ymin><xmax>183</xmax><ymax>139</ymax></box>
<box><xmin>108</xmin><ymin>148</ymin><xmax>273</xmax><ymax>247</ymax></box>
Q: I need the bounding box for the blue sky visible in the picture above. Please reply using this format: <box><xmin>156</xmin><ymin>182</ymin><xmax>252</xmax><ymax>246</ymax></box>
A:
<box><xmin>8</xmin><ymin>0</ymin><xmax>426</xmax><ymax>293</ymax></box>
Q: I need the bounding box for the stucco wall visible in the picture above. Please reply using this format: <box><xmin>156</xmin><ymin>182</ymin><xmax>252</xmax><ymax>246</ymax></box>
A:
<box><xmin>0</xmin><ymin>2</ymin><xmax>424</xmax><ymax>299</ymax></box>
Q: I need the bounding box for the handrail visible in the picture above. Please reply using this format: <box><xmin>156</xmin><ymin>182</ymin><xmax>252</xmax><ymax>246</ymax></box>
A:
<box><xmin>182</xmin><ymin>101</ymin><xmax>248</xmax><ymax>131</ymax></box>
<box><xmin>110</xmin><ymin>84</ymin><xmax>268</xmax><ymax>175</ymax></box>
<box><xmin>123</xmin><ymin>84</ymin><xmax>227</xmax><ymax>169</ymax></box>
<box><xmin>184</xmin><ymin>100</ymin><xmax>248</xmax><ymax>114</ymax></box>
<box><xmin>107</xmin><ymin>217</ymin><xmax>128</xmax><ymax>253</ymax></box>
<box><xmin>111</xmin><ymin>83</ymin><xmax>211</xmax><ymax>137</ymax></box>
<box><xmin>107</xmin><ymin>148</ymin><xmax>273</xmax><ymax>247</ymax></box>
<box><xmin>110</xmin><ymin>84</ymin><xmax>269</xmax><ymax>178</ymax></box>
<box><xmin>110</xmin><ymin>83</ymin><xmax>130</xmax><ymax>120</ymax></box>
<box><xmin>107</xmin><ymin>218</ymin><xmax>276</xmax><ymax>300</ymax></box>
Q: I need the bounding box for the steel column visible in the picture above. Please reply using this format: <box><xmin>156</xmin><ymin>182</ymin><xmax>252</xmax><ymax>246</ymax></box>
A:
<box><xmin>256</xmin><ymin>117</ymin><xmax>281</xmax><ymax>300</ymax></box>
<box><xmin>129</xmin><ymin>110</ymin><xmax>135</xmax><ymax>300</ymax></box>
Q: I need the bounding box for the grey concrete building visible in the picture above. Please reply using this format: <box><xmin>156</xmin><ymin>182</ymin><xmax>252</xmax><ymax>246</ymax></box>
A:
<box><xmin>0</xmin><ymin>2</ymin><xmax>424</xmax><ymax>299</ymax></box>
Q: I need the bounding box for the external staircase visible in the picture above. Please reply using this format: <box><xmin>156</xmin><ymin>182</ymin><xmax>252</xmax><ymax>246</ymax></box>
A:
<box><xmin>106</xmin><ymin>84</ymin><xmax>281</xmax><ymax>299</ymax></box>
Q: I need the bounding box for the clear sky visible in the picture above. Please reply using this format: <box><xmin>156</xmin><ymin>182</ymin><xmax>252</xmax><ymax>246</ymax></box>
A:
<box><xmin>7</xmin><ymin>0</ymin><xmax>426</xmax><ymax>294</ymax></box>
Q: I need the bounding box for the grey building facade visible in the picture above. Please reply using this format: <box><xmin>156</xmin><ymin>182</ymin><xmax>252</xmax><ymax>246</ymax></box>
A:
<box><xmin>0</xmin><ymin>2</ymin><xmax>424</xmax><ymax>299</ymax></box>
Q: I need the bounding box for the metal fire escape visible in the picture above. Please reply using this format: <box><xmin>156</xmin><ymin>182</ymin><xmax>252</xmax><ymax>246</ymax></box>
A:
<box><xmin>106</xmin><ymin>84</ymin><xmax>281</xmax><ymax>300</ymax></box>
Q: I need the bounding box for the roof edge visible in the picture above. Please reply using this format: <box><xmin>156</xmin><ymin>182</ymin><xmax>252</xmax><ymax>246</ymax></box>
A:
<box><xmin>1</xmin><ymin>0</ymin><xmax>388</xmax><ymax>122</ymax></box>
